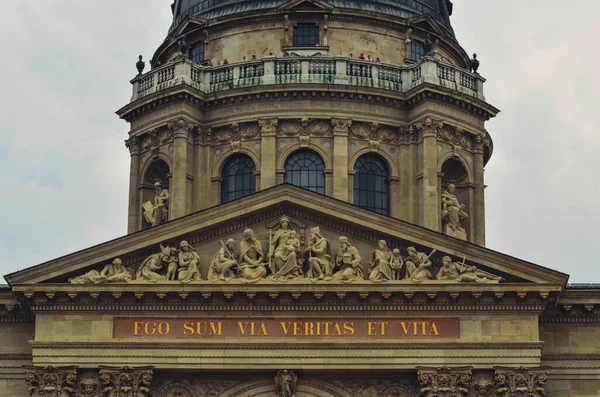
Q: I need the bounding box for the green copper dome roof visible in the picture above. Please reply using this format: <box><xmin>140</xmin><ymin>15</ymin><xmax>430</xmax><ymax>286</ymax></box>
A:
<box><xmin>171</xmin><ymin>0</ymin><xmax>455</xmax><ymax>38</ymax></box>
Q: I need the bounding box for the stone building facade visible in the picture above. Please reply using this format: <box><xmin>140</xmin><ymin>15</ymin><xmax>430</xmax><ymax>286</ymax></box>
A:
<box><xmin>1</xmin><ymin>1</ymin><xmax>599</xmax><ymax>396</ymax></box>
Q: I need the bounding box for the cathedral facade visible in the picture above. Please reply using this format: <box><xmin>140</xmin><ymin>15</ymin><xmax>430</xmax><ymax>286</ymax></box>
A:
<box><xmin>1</xmin><ymin>1</ymin><xmax>599</xmax><ymax>396</ymax></box>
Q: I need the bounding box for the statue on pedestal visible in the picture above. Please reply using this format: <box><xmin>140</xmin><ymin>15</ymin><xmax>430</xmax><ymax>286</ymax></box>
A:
<box><xmin>333</xmin><ymin>236</ymin><xmax>363</xmax><ymax>282</ymax></box>
<box><xmin>305</xmin><ymin>227</ymin><xmax>334</xmax><ymax>281</ymax></box>
<box><xmin>275</xmin><ymin>370</ymin><xmax>297</xmax><ymax>397</ymax></box>
<box><xmin>441</xmin><ymin>183</ymin><xmax>468</xmax><ymax>233</ymax></box>
<box><xmin>239</xmin><ymin>228</ymin><xmax>267</xmax><ymax>283</ymax></box>
<box><xmin>143</xmin><ymin>182</ymin><xmax>169</xmax><ymax>227</ymax></box>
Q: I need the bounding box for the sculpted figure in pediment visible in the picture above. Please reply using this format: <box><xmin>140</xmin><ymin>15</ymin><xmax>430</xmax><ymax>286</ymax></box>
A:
<box><xmin>69</xmin><ymin>257</ymin><xmax>131</xmax><ymax>284</ymax></box>
<box><xmin>305</xmin><ymin>226</ymin><xmax>334</xmax><ymax>281</ymax></box>
<box><xmin>269</xmin><ymin>231</ymin><xmax>303</xmax><ymax>281</ymax></box>
<box><xmin>458</xmin><ymin>264</ymin><xmax>502</xmax><ymax>284</ymax></box>
<box><xmin>239</xmin><ymin>228</ymin><xmax>268</xmax><ymax>283</ymax></box>
<box><xmin>208</xmin><ymin>239</ymin><xmax>238</xmax><ymax>282</ymax></box>
<box><xmin>136</xmin><ymin>245</ymin><xmax>174</xmax><ymax>282</ymax></box>
<box><xmin>390</xmin><ymin>248</ymin><xmax>405</xmax><ymax>280</ymax></box>
<box><xmin>408</xmin><ymin>247</ymin><xmax>436</xmax><ymax>283</ymax></box>
<box><xmin>436</xmin><ymin>256</ymin><xmax>462</xmax><ymax>280</ymax></box>
<box><xmin>177</xmin><ymin>240</ymin><xmax>202</xmax><ymax>282</ymax></box>
<box><xmin>368</xmin><ymin>240</ymin><xmax>394</xmax><ymax>283</ymax></box>
<box><xmin>333</xmin><ymin>236</ymin><xmax>363</xmax><ymax>282</ymax></box>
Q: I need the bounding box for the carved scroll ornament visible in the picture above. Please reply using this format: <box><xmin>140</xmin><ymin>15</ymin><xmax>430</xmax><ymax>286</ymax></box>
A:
<box><xmin>98</xmin><ymin>365</ymin><xmax>154</xmax><ymax>397</ymax></box>
<box><xmin>24</xmin><ymin>365</ymin><xmax>78</xmax><ymax>397</ymax></box>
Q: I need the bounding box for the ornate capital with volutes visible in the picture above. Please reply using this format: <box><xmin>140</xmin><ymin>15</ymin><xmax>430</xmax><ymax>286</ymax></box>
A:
<box><xmin>168</xmin><ymin>118</ymin><xmax>197</xmax><ymax>140</ymax></box>
<box><xmin>494</xmin><ymin>366</ymin><xmax>548</xmax><ymax>397</ymax></box>
<box><xmin>124</xmin><ymin>135</ymin><xmax>141</xmax><ymax>155</ymax></box>
<box><xmin>331</xmin><ymin>118</ymin><xmax>352</xmax><ymax>136</ymax></box>
<box><xmin>473</xmin><ymin>134</ymin><xmax>485</xmax><ymax>154</ymax></box>
<box><xmin>98</xmin><ymin>365</ymin><xmax>154</xmax><ymax>397</ymax></box>
<box><xmin>415</xmin><ymin>117</ymin><xmax>444</xmax><ymax>139</ymax></box>
<box><xmin>24</xmin><ymin>365</ymin><xmax>78</xmax><ymax>397</ymax></box>
<box><xmin>417</xmin><ymin>366</ymin><xmax>473</xmax><ymax>397</ymax></box>
<box><xmin>258</xmin><ymin>118</ymin><xmax>279</xmax><ymax>136</ymax></box>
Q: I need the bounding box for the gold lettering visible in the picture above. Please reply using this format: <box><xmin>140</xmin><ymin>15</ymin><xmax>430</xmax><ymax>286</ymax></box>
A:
<box><xmin>332</xmin><ymin>322</ymin><xmax>342</xmax><ymax>336</ymax></box>
<box><xmin>158</xmin><ymin>322</ymin><xmax>170</xmax><ymax>335</ymax></box>
<box><xmin>280</xmin><ymin>322</ymin><xmax>292</xmax><ymax>335</ymax></box>
<box><xmin>400</xmin><ymin>322</ymin><xmax>411</xmax><ymax>335</ymax></box>
<box><xmin>324</xmin><ymin>322</ymin><xmax>331</xmax><ymax>336</ymax></box>
<box><xmin>183</xmin><ymin>322</ymin><xmax>194</xmax><ymax>336</ymax></box>
<box><xmin>293</xmin><ymin>322</ymin><xmax>302</xmax><ymax>336</ymax></box>
<box><xmin>368</xmin><ymin>322</ymin><xmax>378</xmax><ymax>336</ymax></box>
<box><xmin>305</xmin><ymin>321</ymin><xmax>314</xmax><ymax>336</ymax></box>
<box><xmin>133</xmin><ymin>321</ymin><xmax>144</xmax><ymax>336</ymax></box>
<box><xmin>258</xmin><ymin>322</ymin><xmax>268</xmax><ymax>336</ymax></box>
<box><xmin>210</xmin><ymin>322</ymin><xmax>223</xmax><ymax>336</ymax></box>
<box><xmin>421</xmin><ymin>321</ymin><xmax>429</xmax><ymax>336</ymax></box>
<box><xmin>380</xmin><ymin>321</ymin><xmax>388</xmax><ymax>336</ymax></box>
<box><xmin>144</xmin><ymin>322</ymin><xmax>157</xmax><ymax>335</ymax></box>
<box><xmin>316</xmin><ymin>322</ymin><xmax>322</xmax><ymax>335</ymax></box>
<box><xmin>343</xmin><ymin>322</ymin><xmax>355</xmax><ymax>336</ymax></box>
<box><xmin>413</xmin><ymin>321</ymin><xmax>419</xmax><ymax>335</ymax></box>
<box><xmin>238</xmin><ymin>322</ymin><xmax>250</xmax><ymax>335</ymax></box>
<box><xmin>429</xmin><ymin>322</ymin><xmax>440</xmax><ymax>336</ymax></box>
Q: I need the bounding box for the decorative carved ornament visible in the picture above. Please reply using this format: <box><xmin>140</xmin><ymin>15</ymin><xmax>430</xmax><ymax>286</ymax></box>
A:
<box><xmin>494</xmin><ymin>366</ymin><xmax>548</xmax><ymax>397</ymax></box>
<box><xmin>278</xmin><ymin>118</ymin><xmax>332</xmax><ymax>137</ymax></box>
<box><xmin>258</xmin><ymin>118</ymin><xmax>279</xmax><ymax>136</ymax></box>
<box><xmin>24</xmin><ymin>365</ymin><xmax>78</xmax><ymax>397</ymax></box>
<box><xmin>275</xmin><ymin>370</ymin><xmax>297</xmax><ymax>397</ymax></box>
<box><xmin>98</xmin><ymin>365</ymin><xmax>154</xmax><ymax>397</ymax></box>
<box><xmin>168</xmin><ymin>118</ymin><xmax>197</xmax><ymax>140</ymax></box>
<box><xmin>414</xmin><ymin>117</ymin><xmax>444</xmax><ymax>139</ymax></box>
<box><xmin>331</xmin><ymin>118</ymin><xmax>352</xmax><ymax>135</ymax></box>
<box><xmin>417</xmin><ymin>366</ymin><xmax>472</xmax><ymax>397</ymax></box>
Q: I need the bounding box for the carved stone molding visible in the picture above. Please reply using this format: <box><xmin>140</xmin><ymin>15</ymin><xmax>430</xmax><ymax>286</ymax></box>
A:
<box><xmin>98</xmin><ymin>365</ymin><xmax>154</xmax><ymax>397</ymax></box>
<box><xmin>168</xmin><ymin>118</ymin><xmax>197</xmax><ymax>140</ymax></box>
<box><xmin>139</xmin><ymin>127</ymin><xmax>174</xmax><ymax>158</ymax></box>
<box><xmin>77</xmin><ymin>370</ymin><xmax>103</xmax><ymax>397</ymax></box>
<box><xmin>24</xmin><ymin>365</ymin><xmax>78</xmax><ymax>397</ymax></box>
<box><xmin>331</xmin><ymin>118</ymin><xmax>352</xmax><ymax>136</ymax></box>
<box><xmin>278</xmin><ymin>118</ymin><xmax>332</xmax><ymax>137</ymax></box>
<box><xmin>350</xmin><ymin>121</ymin><xmax>398</xmax><ymax>144</ymax></box>
<box><xmin>398</xmin><ymin>125</ymin><xmax>417</xmax><ymax>144</ymax></box>
<box><xmin>470</xmin><ymin>370</ymin><xmax>494</xmax><ymax>397</ymax></box>
<box><xmin>494</xmin><ymin>366</ymin><xmax>548</xmax><ymax>397</ymax></box>
<box><xmin>124</xmin><ymin>135</ymin><xmax>141</xmax><ymax>155</ymax></box>
<box><xmin>417</xmin><ymin>366</ymin><xmax>472</xmax><ymax>397</ymax></box>
<box><xmin>194</xmin><ymin>125</ymin><xmax>212</xmax><ymax>145</ymax></box>
<box><xmin>258</xmin><ymin>118</ymin><xmax>279</xmax><ymax>136</ymax></box>
<box><xmin>438</xmin><ymin>125</ymin><xmax>473</xmax><ymax>151</ymax></box>
<box><xmin>473</xmin><ymin>134</ymin><xmax>485</xmax><ymax>154</ymax></box>
<box><xmin>213</xmin><ymin>122</ymin><xmax>260</xmax><ymax>144</ymax></box>
<box><xmin>414</xmin><ymin>117</ymin><xmax>444</xmax><ymax>139</ymax></box>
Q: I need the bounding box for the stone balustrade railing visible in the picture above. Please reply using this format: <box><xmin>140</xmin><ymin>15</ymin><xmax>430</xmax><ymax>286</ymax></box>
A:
<box><xmin>130</xmin><ymin>56</ymin><xmax>486</xmax><ymax>102</ymax></box>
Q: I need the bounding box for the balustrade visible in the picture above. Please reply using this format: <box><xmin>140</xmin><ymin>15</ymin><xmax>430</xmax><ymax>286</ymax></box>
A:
<box><xmin>130</xmin><ymin>57</ymin><xmax>485</xmax><ymax>102</ymax></box>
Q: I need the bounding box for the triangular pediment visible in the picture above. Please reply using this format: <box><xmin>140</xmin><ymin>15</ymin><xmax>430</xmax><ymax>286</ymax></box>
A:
<box><xmin>408</xmin><ymin>15</ymin><xmax>445</xmax><ymax>38</ymax></box>
<box><xmin>5</xmin><ymin>185</ymin><xmax>568</xmax><ymax>296</ymax></box>
<box><xmin>172</xmin><ymin>16</ymin><xmax>207</xmax><ymax>37</ymax></box>
<box><xmin>280</xmin><ymin>0</ymin><xmax>334</xmax><ymax>13</ymax></box>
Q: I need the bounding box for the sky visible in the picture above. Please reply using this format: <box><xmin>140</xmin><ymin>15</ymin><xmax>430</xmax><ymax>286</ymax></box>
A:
<box><xmin>0</xmin><ymin>1</ymin><xmax>598</xmax><ymax>283</ymax></box>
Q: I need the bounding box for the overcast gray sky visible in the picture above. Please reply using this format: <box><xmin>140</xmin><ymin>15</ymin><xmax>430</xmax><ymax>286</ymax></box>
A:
<box><xmin>0</xmin><ymin>1</ymin><xmax>598</xmax><ymax>283</ymax></box>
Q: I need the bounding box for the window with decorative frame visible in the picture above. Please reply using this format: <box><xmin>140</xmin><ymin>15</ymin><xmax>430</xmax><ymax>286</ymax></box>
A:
<box><xmin>353</xmin><ymin>154</ymin><xmax>390</xmax><ymax>216</ymax></box>
<box><xmin>220</xmin><ymin>155</ymin><xmax>256</xmax><ymax>204</ymax></box>
<box><xmin>284</xmin><ymin>150</ymin><xmax>326</xmax><ymax>194</ymax></box>
<box><xmin>293</xmin><ymin>23</ymin><xmax>320</xmax><ymax>47</ymax></box>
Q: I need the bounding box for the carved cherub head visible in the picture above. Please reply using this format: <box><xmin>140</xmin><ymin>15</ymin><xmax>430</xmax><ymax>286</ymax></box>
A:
<box><xmin>81</xmin><ymin>379</ymin><xmax>97</xmax><ymax>396</ymax></box>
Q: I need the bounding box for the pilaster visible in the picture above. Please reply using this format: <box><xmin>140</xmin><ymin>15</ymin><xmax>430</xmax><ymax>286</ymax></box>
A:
<box><xmin>194</xmin><ymin>126</ymin><xmax>212</xmax><ymax>212</ymax></box>
<box><xmin>125</xmin><ymin>135</ymin><xmax>141</xmax><ymax>234</ymax></box>
<box><xmin>417</xmin><ymin>117</ymin><xmax>443</xmax><ymax>231</ymax></box>
<box><xmin>168</xmin><ymin>118</ymin><xmax>195</xmax><ymax>220</ymax></box>
<box><xmin>473</xmin><ymin>135</ymin><xmax>486</xmax><ymax>246</ymax></box>
<box><xmin>331</xmin><ymin>118</ymin><xmax>352</xmax><ymax>201</ymax></box>
<box><xmin>259</xmin><ymin>118</ymin><xmax>278</xmax><ymax>189</ymax></box>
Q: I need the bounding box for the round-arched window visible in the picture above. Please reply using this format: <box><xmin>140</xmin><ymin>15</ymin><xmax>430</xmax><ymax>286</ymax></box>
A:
<box><xmin>284</xmin><ymin>150</ymin><xmax>325</xmax><ymax>194</ymax></box>
<box><xmin>353</xmin><ymin>154</ymin><xmax>390</xmax><ymax>215</ymax></box>
<box><xmin>220</xmin><ymin>155</ymin><xmax>256</xmax><ymax>204</ymax></box>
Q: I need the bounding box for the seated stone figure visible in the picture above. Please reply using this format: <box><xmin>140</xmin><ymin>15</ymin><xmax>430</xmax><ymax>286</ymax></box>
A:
<box><xmin>70</xmin><ymin>258</ymin><xmax>131</xmax><ymax>284</ymax></box>
<box><xmin>177</xmin><ymin>240</ymin><xmax>202</xmax><ymax>282</ymax></box>
<box><xmin>369</xmin><ymin>240</ymin><xmax>393</xmax><ymax>283</ymax></box>
<box><xmin>305</xmin><ymin>226</ymin><xmax>334</xmax><ymax>281</ymax></box>
<box><xmin>269</xmin><ymin>232</ymin><xmax>303</xmax><ymax>281</ymax></box>
<box><xmin>333</xmin><ymin>236</ymin><xmax>363</xmax><ymax>283</ymax></box>
<box><xmin>208</xmin><ymin>239</ymin><xmax>238</xmax><ymax>282</ymax></box>
<box><xmin>238</xmin><ymin>228</ymin><xmax>267</xmax><ymax>283</ymax></box>
<box><xmin>407</xmin><ymin>246</ymin><xmax>435</xmax><ymax>283</ymax></box>
<box><xmin>136</xmin><ymin>245</ymin><xmax>173</xmax><ymax>282</ymax></box>
<box><xmin>436</xmin><ymin>256</ymin><xmax>462</xmax><ymax>280</ymax></box>
<box><xmin>458</xmin><ymin>265</ymin><xmax>502</xmax><ymax>283</ymax></box>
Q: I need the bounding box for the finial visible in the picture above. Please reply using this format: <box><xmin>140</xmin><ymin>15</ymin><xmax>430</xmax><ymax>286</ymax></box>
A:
<box><xmin>469</xmin><ymin>53</ymin><xmax>480</xmax><ymax>74</ymax></box>
<box><xmin>136</xmin><ymin>55</ymin><xmax>145</xmax><ymax>75</ymax></box>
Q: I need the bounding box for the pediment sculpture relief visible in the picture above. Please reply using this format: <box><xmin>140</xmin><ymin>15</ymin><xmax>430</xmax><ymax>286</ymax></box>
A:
<box><xmin>68</xmin><ymin>215</ymin><xmax>504</xmax><ymax>285</ymax></box>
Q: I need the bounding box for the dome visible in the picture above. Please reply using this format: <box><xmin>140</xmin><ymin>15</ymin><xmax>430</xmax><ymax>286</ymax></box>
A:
<box><xmin>170</xmin><ymin>0</ymin><xmax>455</xmax><ymax>38</ymax></box>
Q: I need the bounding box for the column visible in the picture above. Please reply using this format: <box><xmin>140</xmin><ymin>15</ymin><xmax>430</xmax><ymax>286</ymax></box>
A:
<box><xmin>125</xmin><ymin>135</ymin><xmax>141</xmax><ymax>234</ymax></box>
<box><xmin>331</xmin><ymin>118</ymin><xmax>352</xmax><ymax>201</ymax></box>
<box><xmin>416</xmin><ymin>366</ymin><xmax>473</xmax><ymax>397</ymax></box>
<box><xmin>98</xmin><ymin>366</ymin><xmax>155</xmax><ymax>397</ymax></box>
<box><xmin>168</xmin><ymin>118</ymin><xmax>195</xmax><ymax>220</ymax></box>
<box><xmin>259</xmin><ymin>118</ymin><xmax>278</xmax><ymax>189</ymax></box>
<box><xmin>24</xmin><ymin>365</ymin><xmax>78</xmax><ymax>397</ymax></box>
<box><xmin>194</xmin><ymin>126</ymin><xmax>212</xmax><ymax>211</ymax></box>
<box><xmin>419</xmin><ymin>118</ymin><xmax>442</xmax><ymax>231</ymax></box>
<box><xmin>473</xmin><ymin>136</ymin><xmax>486</xmax><ymax>245</ymax></box>
<box><xmin>494</xmin><ymin>366</ymin><xmax>549</xmax><ymax>397</ymax></box>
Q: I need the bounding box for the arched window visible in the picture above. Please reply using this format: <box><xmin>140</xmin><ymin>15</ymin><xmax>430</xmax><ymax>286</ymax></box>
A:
<box><xmin>353</xmin><ymin>154</ymin><xmax>390</xmax><ymax>215</ymax></box>
<box><xmin>284</xmin><ymin>150</ymin><xmax>325</xmax><ymax>194</ymax></box>
<box><xmin>220</xmin><ymin>155</ymin><xmax>256</xmax><ymax>204</ymax></box>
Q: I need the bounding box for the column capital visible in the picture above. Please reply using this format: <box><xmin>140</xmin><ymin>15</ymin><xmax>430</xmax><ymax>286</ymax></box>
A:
<box><xmin>258</xmin><ymin>118</ymin><xmax>279</xmax><ymax>136</ymax></box>
<box><xmin>124</xmin><ymin>135</ymin><xmax>141</xmax><ymax>155</ymax></box>
<box><xmin>414</xmin><ymin>117</ymin><xmax>444</xmax><ymax>139</ymax></box>
<box><xmin>473</xmin><ymin>134</ymin><xmax>485</xmax><ymax>154</ymax></box>
<box><xmin>168</xmin><ymin>118</ymin><xmax>197</xmax><ymax>140</ymax></box>
<box><xmin>24</xmin><ymin>365</ymin><xmax>78</xmax><ymax>397</ymax></box>
<box><xmin>98</xmin><ymin>366</ymin><xmax>155</xmax><ymax>397</ymax></box>
<box><xmin>331</xmin><ymin>118</ymin><xmax>352</xmax><ymax>136</ymax></box>
<box><xmin>417</xmin><ymin>366</ymin><xmax>473</xmax><ymax>397</ymax></box>
<box><xmin>494</xmin><ymin>366</ymin><xmax>549</xmax><ymax>397</ymax></box>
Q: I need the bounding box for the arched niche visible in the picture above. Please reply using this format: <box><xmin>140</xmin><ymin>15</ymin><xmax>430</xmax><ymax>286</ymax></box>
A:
<box><xmin>440</xmin><ymin>156</ymin><xmax>471</xmax><ymax>238</ymax></box>
<box><xmin>141</xmin><ymin>158</ymin><xmax>171</xmax><ymax>229</ymax></box>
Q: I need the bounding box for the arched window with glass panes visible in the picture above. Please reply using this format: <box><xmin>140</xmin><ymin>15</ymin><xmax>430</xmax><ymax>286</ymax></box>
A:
<box><xmin>284</xmin><ymin>150</ymin><xmax>325</xmax><ymax>194</ymax></box>
<box><xmin>220</xmin><ymin>155</ymin><xmax>256</xmax><ymax>204</ymax></box>
<box><xmin>353</xmin><ymin>154</ymin><xmax>390</xmax><ymax>215</ymax></box>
